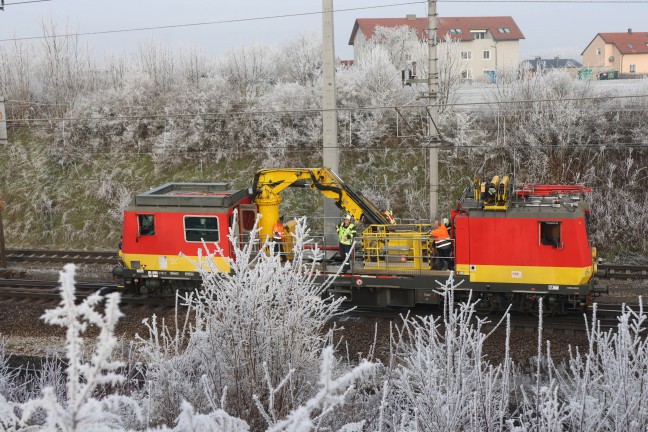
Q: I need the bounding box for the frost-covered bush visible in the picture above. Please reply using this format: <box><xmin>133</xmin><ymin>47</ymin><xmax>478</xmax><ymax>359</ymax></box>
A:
<box><xmin>20</xmin><ymin>264</ymin><xmax>142</xmax><ymax>431</ymax></box>
<box><xmin>512</xmin><ymin>299</ymin><xmax>648</xmax><ymax>431</ymax></box>
<box><xmin>0</xmin><ymin>340</ymin><xmax>20</xmax><ymax>396</ymax></box>
<box><xmin>138</xmin><ymin>215</ymin><xmax>357</xmax><ymax>429</ymax></box>
<box><xmin>383</xmin><ymin>276</ymin><xmax>515</xmax><ymax>430</ymax></box>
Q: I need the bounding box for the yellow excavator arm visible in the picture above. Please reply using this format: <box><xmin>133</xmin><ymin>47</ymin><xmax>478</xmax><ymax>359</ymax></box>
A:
<box><xmin>251</xmin><ymin>168</ymin><xmax>390</xmax><ymax>239</ymax></box>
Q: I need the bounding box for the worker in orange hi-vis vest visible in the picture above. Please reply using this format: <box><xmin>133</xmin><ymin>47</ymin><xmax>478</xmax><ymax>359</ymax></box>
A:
<box><xmin>429</xmin><ymin>219</ymin><xmax>453</xmax><ymax>270</ymax></box>
<box><xmin>272</xmin><ymin>215</ymin><xmax>286</xmax><ymax>263</ymax></box>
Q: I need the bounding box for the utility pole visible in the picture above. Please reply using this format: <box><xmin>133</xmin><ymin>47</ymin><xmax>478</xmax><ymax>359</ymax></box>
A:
<box><xmin>0</xmin><ymin>97</ymin><xmax>7</xmax><ymax>146</ymax></box>
<box><xmin>322</xmin><ymin>0</ymin><xmax>339</xmax><ymax>247</ymax></box>
<box><xmin>0</xmin><ymin>194</ymin><xmax>6</xmax><ymax>269</ymax></box>
<box><xmin>428</xmin><ymin>0</ymin><xmax>439</xmax><ymax>220</ymax></box>
<box><xmin>0</xmin><ymin>97</ymin><xmax>7</xmax><ymax>267</ymax></box>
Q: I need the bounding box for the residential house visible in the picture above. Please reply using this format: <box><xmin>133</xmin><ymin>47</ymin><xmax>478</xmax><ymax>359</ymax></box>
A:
<box><xmin>348</xmin><ymin>15</ymin><xmax>525</xmax><ymax>80</ymax></box>
<box><xmin>581</xmin><ymin>29</ymin><xmax>648</xmax><ymax>76</ymax></box>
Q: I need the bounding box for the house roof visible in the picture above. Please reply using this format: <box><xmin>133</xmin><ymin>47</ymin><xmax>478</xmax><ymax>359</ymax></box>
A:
<box><xmin>522</xmin><ymin>58</ymin><xmax>583</xmax><ymax>69</ymax></box>
<box><xmin>600</xmin><ymin>32</ymin><xmax>648</xmax><ymax>54</ymax></box>
<box><xmin>582</xmin><ymin>31</ymin><xmax>648</xmax><ymax>55</ymax></box>
<box><xmin>349</xmin><ymin>16</ymin><xmax>524</xmax><ymax>45</ymax></box>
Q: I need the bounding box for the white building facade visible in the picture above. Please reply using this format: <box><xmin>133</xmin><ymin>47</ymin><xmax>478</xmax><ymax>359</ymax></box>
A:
<box><xmin>349</xmin><ymin>16</ymin><xmax>525</xmax><ymax>80</ymax></box>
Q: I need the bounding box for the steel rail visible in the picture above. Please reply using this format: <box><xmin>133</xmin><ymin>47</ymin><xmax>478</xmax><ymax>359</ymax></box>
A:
<box><xmin>597</xmin><ymin>264</ymin><xmax>648</xmax><ymax>280</ymax></box>
<box><xmin>4</xmin><ymin>248</ymin><xmax>116</xmax><ymax>265</ymax></box>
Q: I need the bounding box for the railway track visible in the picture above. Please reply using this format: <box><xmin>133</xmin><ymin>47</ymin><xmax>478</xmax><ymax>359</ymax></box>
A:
<box><xmin>597</xmin><ymin>264</ymin><xmax>648</xmax><ymax>280</ymax></box>
<box><xmin>4</xmin><ymin>248</ymin><xmax>116</xmax><ymax>265</ymax></box>
<box><xmin>0</xmin><ymin>276</ymin><xmax>643</xmax><ymax>342</ymax></box>
<box><xmin>0</xmin><ymin>278</ymin><xmax>116</xmax><ymax>301</ymax></box>
<box><xmin>0</xmin><ymin>278</ymin><xmax>178</xmax><ymax>307</ymax></box>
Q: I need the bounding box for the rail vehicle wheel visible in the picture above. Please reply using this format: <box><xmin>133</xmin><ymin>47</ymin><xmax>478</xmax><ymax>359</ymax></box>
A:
<box><xmin>475</xmin><ymin>295</ymin><xmax>499</xmax><ymax>315</ymax></box>
<box><xmin>124</xmin><ymin>280</ymin><xmax>141</xmax><ymax>295</ymax></box>
<box><xmin>529</xmin><ymin>298</ymin><xmax>562</xmax><ymax>318</ymax></box>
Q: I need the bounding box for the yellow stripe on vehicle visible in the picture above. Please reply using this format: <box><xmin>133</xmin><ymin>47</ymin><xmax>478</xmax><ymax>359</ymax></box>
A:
<box><xmin>122</xmin><ymin>253</ymin><xmax>231</xmax><ymax>273</ymax></box>
<box><xmin>467</xmin><ymin>264</ymin><xmax>593</xmax><ymax>286</ymax></box>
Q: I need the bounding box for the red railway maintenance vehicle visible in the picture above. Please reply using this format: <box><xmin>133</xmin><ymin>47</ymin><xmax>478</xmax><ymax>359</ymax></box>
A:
<box><xmin>115</xmin><ymin>169</ymin><xmax>605</xmax><ymax>314</ymax></box>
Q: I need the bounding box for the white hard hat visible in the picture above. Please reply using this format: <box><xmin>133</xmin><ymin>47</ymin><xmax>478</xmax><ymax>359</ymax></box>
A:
<box><xmin>344</xmin><ymin>214</ymin><xmax>351</xmax><ymax>220</ymax></box>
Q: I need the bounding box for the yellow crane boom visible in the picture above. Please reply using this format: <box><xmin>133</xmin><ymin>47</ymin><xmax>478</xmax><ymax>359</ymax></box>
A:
<box><xmin>251</xmin><ymin>168</ymin><xmax>391</xmax><ymax>239</ymax></box>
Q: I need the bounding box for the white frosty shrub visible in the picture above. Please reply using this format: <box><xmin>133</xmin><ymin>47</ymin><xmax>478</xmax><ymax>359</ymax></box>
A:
<box><xmin>0</xmin><ymin>337</ymin><xmax>28</xmax><ymax>404</ymax></box>
<box><xmin>171</xmin><ymin>400</ymin><xmax>250</xmax><ymax>432</ymax></box>
<box><xmin>20</xmin><ymin>264</ymin><xmax>142</xmax><ymax>431</ymax></box>
<box><xmin>0</xmin><ymin>393</ymin><xmax>19</xmax><ymax>431</ymax></box>
<box><xmin>139</xmin><ymin>215</ymin><xmax>349</xmax><ymax>429</ymax></box>
<box><xmin>153</xmin><ymin>347</ymin><xmax>376</xmax><ymax>432</ymax></box>
<box><xmin>263</xmin><ymin>346</ymin><xmax>375</xmax><ymax>432</ymax></box>
<box><xmin>386</xmin><ymin>275</ymin><xmax>515</xmax><ymax>431</ymax></box>
<box><xmin>513</xmin><ymin>298</ymin><xmax>648</xmax><ymax>431</ymax></box>
<box><xmin>0</xmin><ymin>339</ymin><xmax>22</xmax><ymax>432</ymax></box>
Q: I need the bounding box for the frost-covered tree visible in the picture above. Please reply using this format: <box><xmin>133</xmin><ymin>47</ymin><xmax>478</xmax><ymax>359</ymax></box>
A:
<box><xmin>275</xmin><ymin>32</ymin><xmax>322</xmax><ymax>87</ymax></box>
<box><xmin>370</xmin><ymin>25</ymin><xmax>422</xmax><ymax>71</ymax></box>
<box><xmin>337</xmin><ymin>43</ymin><xmax>405</xmax><ymax>147</ymax></box>
<box><xmin>135</xmin><ymin>38</ymin><xmax>177</xmax><ymax>93</ymax></box>
<box><xmin>34</xmin><ymin>20</ymin><xmax>96</xmax><ymax>114</ymax></box>
<box><xmin>436</xmin><ymin>34</ymin><xmax>467</xmax><ymax>108</ymax></box>
<box><xmin>0</xmin><ymin>40</ymin><xmax>35</xmax><ymax>102</ymax></box>
<box><xmin>218</xmin><ymin>42</ymin><xmax>277</xmax><ymax>101</ymax></box>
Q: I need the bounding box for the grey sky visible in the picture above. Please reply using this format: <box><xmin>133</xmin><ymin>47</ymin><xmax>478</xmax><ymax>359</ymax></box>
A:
<box><xmin>0</xmin><ymin>0</ymin><xmax>646</xmax><ymax>62</ymax></box>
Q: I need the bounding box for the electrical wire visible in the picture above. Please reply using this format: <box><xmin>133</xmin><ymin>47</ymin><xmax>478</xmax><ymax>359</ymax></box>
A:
<box><xmin>2</xmin><ymin>142</ymin><xmax>648</xmax><ymax>151</ymax></box>
<box><xmin>443</xmin><ymin>0</ymin><xmax>648</xmax><ymax>2</ymax></box>
<box><xmin>4</xmin><ymin>93</ymin><xmax>648</xmax><ymax>123</ymax></box>
<box><xmin>2</xmin><ymin>0</ymin><xmax>52</xmax><ymax>5</ymax></box>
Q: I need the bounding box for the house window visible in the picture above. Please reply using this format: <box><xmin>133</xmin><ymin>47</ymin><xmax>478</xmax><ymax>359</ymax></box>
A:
<box><xmin>473</xmin><ymin>31</ymin><xmax>486</xmax><ymax>40</ymax></box>
<box><xmin>449</xmin><ymin>28</ymin><xmax>462</xmax><ymax>34</ymax></box>
<box><xmin>497</xmin><ymin>28</ymin><xmax>510</xmax><ymax>33</ymax></box>
<box><xmin>483</xmin><ymin>50</ymin><xmax>491</xmax><ymax>60</ymax></box>
<box><xmin>630</xmin><ymin>64</ymin><xmax>636</xmax><ymax>73</ymax></box>
<box><xmin>185</xmin><ymin>216</ymin><xmax>219</xmax><ymax>242</ymax></box>
<box><xmin>461</xmin><ymin>69</ymin><xmax>473</xmax><ymax>79</ymax></box>
<box><xmin>138</xmin><ymin>215</ymin><xmax>155</xmax><ymax>236</ymax></box>
<box><xmin>540</xmin><ymin>221</ymin><xmax>561</xmax><ymax>248</ymax></box>
<box><xmin>628</xmin><ymin>43</ymin><xmax>634</xmax><ymax>49</ymax></box>
<box><xmin>595</xmin><ymin>48</ymin><xmax>601</xmax><ymax>55</ymax></box>
<box><xmin>461</xmin><ymin>51</ymin><xmax>472</xmax><ymax>60</ymax></box>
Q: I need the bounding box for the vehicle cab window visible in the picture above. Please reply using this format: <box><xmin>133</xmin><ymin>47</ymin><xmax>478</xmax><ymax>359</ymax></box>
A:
<box><xmin>540</xmin><ymin>221</ymin><xmax>561</xmax><ymax>248</ymax></box>
<box><xmin>138</xmin><ymin>214</ymin><xmax>155</xmax><ymax>236</ymax></box>
<box><xmin>185</xmin><ymin>216</ymin><xmax>219</xmax><ymax>242</ymax></box>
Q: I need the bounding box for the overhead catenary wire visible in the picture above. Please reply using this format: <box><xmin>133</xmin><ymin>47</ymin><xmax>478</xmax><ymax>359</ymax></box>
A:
<box><xmin>2</xmin><ymin>0</ymin><xmax>52</xmax><ymax>5</ymax></box>
<box><xmin>4</xmin><ymin>93</ymin><xmax>648</xmax><ymax>124</ymax></box>
<box><xmin>3</xmin><ymin>142</ymin><xmax>648</xmax><ymax>151</ymax></box>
